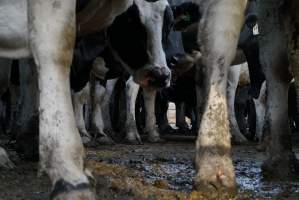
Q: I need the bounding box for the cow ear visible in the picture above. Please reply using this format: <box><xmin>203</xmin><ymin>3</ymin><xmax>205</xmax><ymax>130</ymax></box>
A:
<box><xmin>171</xmin><ymin>2</ymin><xmax>200</xmax><ymax>31</ymax></box>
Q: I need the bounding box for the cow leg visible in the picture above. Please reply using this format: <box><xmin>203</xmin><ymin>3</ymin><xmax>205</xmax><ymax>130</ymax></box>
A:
<box><xmin>143</xmin><ymin>88</ymin><xmax>162</xmax><ymax>143</ymax></box>
<box><xmin>194</xmin><ymin>0</ymin><xmax>247</xmax><ymax>195</ymax></box>
<box><xmin>125</xmin><ymin>77</ymin><xmax>142</xmax><ymax>144</ymax></box>
<box><xmin>0</xmin><ymin>147</ymin><xmax>14</xmax><ymax>169</ymax></box>
<box><xmin>253</xmin><ymin>81</ymin><xmax>266</xmax><ymax>142</ymax></box>
<box><xmin>28</xmin><ymin>1</ymin><xmax>95</xmax><ymax>199</ymax></box>
<box><xmin>227</xmin><ymin>65</ymin><xmax>247</xmax><ymax>143</ymax></box>
<box><xmin>176</xmin><ymin>102</ymin><xmax>189</xmax><ymax>134</ymax></box>
<box><xmin>90</xmin><ymin>80</ymin><xmax>113</xmax><ymax>144</ymax></box>
<box><xmin>72</xmin><ymin>83</ymin><xmax>91</xmax><ymax>144</ymax></box>
<box><xmin>14</xmin><ymin>59</ymin><xmax>39</xmax><ymax>160</ymax></box>
<box><xmin>258</xmin><ymin>0</ymin><xmax>295</xmax><ymax>179</ymax></box>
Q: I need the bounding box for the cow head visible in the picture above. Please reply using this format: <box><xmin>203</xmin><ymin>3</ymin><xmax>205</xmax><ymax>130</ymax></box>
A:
<box><xmin>108</xmin><ymin>0</ymin><xmax>172</xmax><ymax>89</ymax></box>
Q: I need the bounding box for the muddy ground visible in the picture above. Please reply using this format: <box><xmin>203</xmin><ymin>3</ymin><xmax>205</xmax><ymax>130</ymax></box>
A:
<box><xmin>1</xmin><ymin>140</ymin><xmax>299</xmax><ymax>200</ymax></box>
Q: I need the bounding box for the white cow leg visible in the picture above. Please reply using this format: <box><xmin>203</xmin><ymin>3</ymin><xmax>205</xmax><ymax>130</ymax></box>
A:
<box><xmin>90</xmin><ymin>80</ymin><xmax>113</xmax><ymax>144</ymax></box>
<box><xmin>28</xmin><ymin>1</ymin><xmax>95</xmax><ymax>199</ymax></box>
<box><xmin>72</xmin><ymin>83</ymin><xmax>91</xmax><ymax>144</ymax></box>
<box><xmin>125</xmin><ymin>77</ymin><xmax>142</xmax><ymax>144</ymax></box>
<box><xmin>194</xmin><ymin>0</ymin><xmax>247</xmax><ymax>195</ymax></box>
<box><xmin>143</xmin><ymin>88</ymin><xmax>162</xmax><ymax>143</ymax></box>
<box><xmin>0</xmin><ymin>146</ymin><xmax>14</xmax><ymax>169</ymax></box>
<box><xmin>259</xmin><ymin>0</ymin><xmax>295</xmax><ymax>179</ymax></box>
<box><xmin>227</xmin><ymin>65</ymin><xmax>247</xmax><ymax>143</ymax></box>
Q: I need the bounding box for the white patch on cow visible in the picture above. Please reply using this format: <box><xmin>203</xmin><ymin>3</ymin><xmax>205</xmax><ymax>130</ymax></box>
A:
<box><xmin>134</xmin><ymin>0</ymin><xmax>168</xmax><ymax>68</ymax></box>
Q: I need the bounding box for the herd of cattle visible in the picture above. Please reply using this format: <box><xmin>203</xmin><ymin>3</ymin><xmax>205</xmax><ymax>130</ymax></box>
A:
<box><xmin>0</xmin><ymin>0</ymin><xmax>299</xmax><ymax>199</ymax></box>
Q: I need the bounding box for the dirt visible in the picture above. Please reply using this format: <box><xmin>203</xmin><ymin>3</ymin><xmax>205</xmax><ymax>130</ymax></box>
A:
<box><xmin>1</xmin><ymin>142</ymin><xmax>299</xmax><ymax>200</ymax></box>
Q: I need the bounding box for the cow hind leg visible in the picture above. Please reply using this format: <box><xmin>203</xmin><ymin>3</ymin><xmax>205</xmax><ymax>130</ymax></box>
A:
<box><xmin>194</xmin><ymin>0</ymin><xmax>247</xmax><ymax>197</ymax></box>
<box><xmin>28</xmin><ymin>0</ymin><xmax>95</xmax><ymax>199</ymax></box>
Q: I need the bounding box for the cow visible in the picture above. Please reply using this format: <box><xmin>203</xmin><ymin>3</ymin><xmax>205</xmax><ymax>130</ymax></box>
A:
<box><xmin>0</xmin><ymin>0</ymin><xmax>164</xmax><ymax>199</ymax></box>
<box><xmin>71</xmin><ymin>0</ymin><xmax>174</xmax><ymax>145</ymax></box>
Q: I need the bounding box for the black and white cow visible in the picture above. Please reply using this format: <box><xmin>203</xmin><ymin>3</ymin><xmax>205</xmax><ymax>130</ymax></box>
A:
<box><xmin>0</xmin><ymin>0</ymin><xmax>165</xmax><ymax>199</ymax></box>
<box><xmin>71</xmin><ymin>0</ymin><xmax>174</xmax><ymax>145</ymax></box>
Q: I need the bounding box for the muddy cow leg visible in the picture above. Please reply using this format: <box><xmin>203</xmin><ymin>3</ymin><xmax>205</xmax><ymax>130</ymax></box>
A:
<box><xmin>227</xmin><ymin>64</ymin><xmax>247</xmax><ymax>143</ymax></box>
<box><xmin>125</xmin><ymin>77</ymin><xmax>142</xmax><ymax>144</ymax></box>
<box><xmin>194</xmin><ymin>0</ymin><xmax>247</xmax><ymax>195</ymax></box>
<box><xmin>72</xmin><ymin>83</ymin><xmax>91</xmax><ymax>144</ymax></box>
<box><xmin>143</xmin><ymin>88</ymin><xmax>162</xmax><ymax>143</ymax></box>
<box><xmin>258</xmin><ymin>0</ymin><xmax>295</xmax><ymax>179</ymax></box>
<box><xmin>28</xmin><ymin>1</ymin><xmax>95</xmax><ymax>199</ymax></box>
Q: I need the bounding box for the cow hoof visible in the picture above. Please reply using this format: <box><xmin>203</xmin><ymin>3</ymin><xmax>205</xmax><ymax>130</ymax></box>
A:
<box><xmin>193</xmin><ymin>172</ymin><xmax>237</xmax><ymax>199</ymax></box>
<box><xmin>262</xmin><ymin>152</ymin><xmax>299</xmax><ymax>180</ymax></box>
<box><xmin>82</xmin><ymin>136</ymin><xmax>91</xmax><ymax>145</ymax></box>
<box><xmin>0</xmin><ymin>147</ymin><xmax>15</xmax><ymax>169</ymax></box>
<box><xmin>96</xmin><ymin>136</ymin><xmax>115</xmax><ymax>145</ymax></box>
<box><xmin>160</xmin><ymin>125</ymin><xmax>177</xmax><ymax>135</ymax></box>
<box><xmin>50</xmin><ymin>179</ymin><xmax>96</xmax><ymax>200</ymax></box>
<box><xmin>231</xmin><ymin>131</ymin><xmax>248</xmax><ymax>144</ymax></box>
<box><xmin>124</xmin><ymin>137</ymin><xmax>143</xmax><ymax>145</ymax></box>
<box><xmin>147</xmin><ymin>135</ymin><xmax>165</xmax><ymax>143</ymax></box>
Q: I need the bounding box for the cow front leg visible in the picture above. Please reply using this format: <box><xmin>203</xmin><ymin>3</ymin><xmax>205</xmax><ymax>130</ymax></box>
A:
<box><xmin>194</xmin><ymin>0</ymin><xmax>247</xmax><ymax>196</ymax></box>
<box><xmin>125</xmin><ymin>77</ymin><xmax>142</xmax><ymax>144</ymax></box>
<box><xmin>143</xmin><ymin>88</ymin><xmax>163</xmax><ymax>143</ymax></box>
<box><xmin>28</xmin><ymin>0</ymin><xmax>95</xmax><ymax>199</ymax></box>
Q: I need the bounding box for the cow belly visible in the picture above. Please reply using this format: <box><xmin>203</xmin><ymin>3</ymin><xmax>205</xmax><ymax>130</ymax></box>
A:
<box><xmin>0</xmin><ymin>0</ymin><xmax>30</xmax><ymax>58</ymax></box>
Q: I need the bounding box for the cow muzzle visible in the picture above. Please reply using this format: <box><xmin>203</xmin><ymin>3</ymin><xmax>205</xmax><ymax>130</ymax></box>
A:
<box><xmin>134</xmin><ymin>66</ymin><xmax>171</xmax><ymax>89</ymax></box>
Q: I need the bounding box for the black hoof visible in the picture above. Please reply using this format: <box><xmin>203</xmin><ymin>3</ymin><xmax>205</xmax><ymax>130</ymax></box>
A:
<box><xmin>50</xmin><ymin>179</ymin><xmax>92</xmax><ymax>200</ymax></box>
